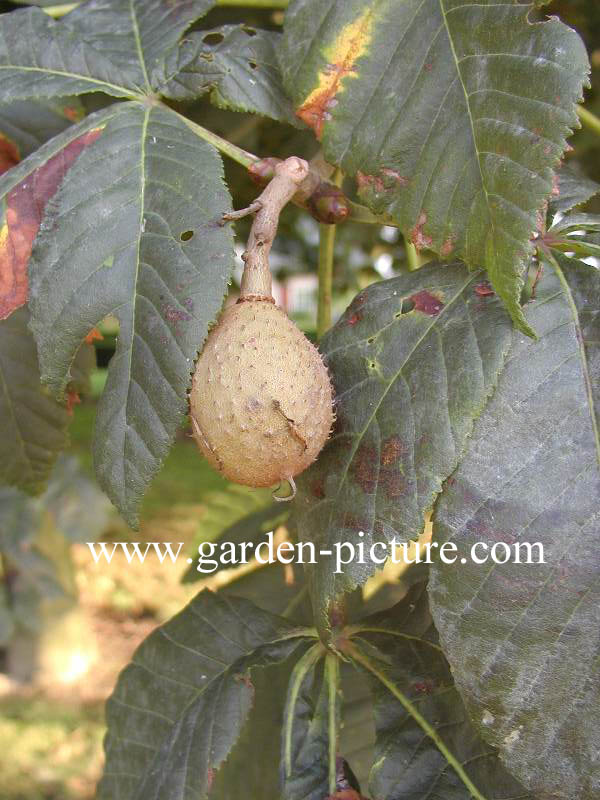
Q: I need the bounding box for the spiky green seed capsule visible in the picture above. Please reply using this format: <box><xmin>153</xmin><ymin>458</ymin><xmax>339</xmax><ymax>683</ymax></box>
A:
<box><xmin>190</xmin><ymin>300</ymin><xmax>333</xmax><ymax>488</ymax></box>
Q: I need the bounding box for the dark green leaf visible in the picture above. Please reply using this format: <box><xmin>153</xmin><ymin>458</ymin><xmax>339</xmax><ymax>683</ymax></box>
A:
<box><xmin>338</xmin><ymin>661</ymin><xmax>375</xmax><ymax>793</ymax></box>
<box><xmin>0</xmin><ymin>105</ymin><xmax>118</xmax><ymax>320</ymax></box>
<box><xmin>0</xmin><ymin>307</ymin><xmax>69</xmax><ymax>494</ymax></box>
<box><xmin>98</xmin><ymin>591</ymin><xmax>310</xmax><ymax>800</ymax></box>
<box><xmin>64</xmin><ymin>0</ymin><xmax>216</xmax><ymax>92</ymax></box>
<box><xmin>350</xmin><ymin>584</ymin><xmax>531</xmax><ymax>800</ymax></box>
<box><xmin>220</xmin><ymin>563</ymin><xmax>312</xmax><ymax>623</ymax></box>
<box><xmin>0</xmin><ymin>7</ymin><xmax>139</xmax><ymax>102</ymax></box>
<box><xmin>548</xmin><ymin>211</ymin><xmax>600</xmax><ymax>236</ymax></box>
<box><xmin>428</xmin><ymin>263</ymin><xmax>600</xmax><ymax>799</ymax></box>
<box><xmin>281</xmin><ymin>0</ymin><xmax>589</xmax><ymax>334</ymax></box>
<box><xmin>550</xmin><ymin>162</ymin><xmax>600</xmax><ymax>213</ymax></box>
<box><xmin>161</xmin><ymin>26</ymin><xmax>298</xmax><ymax>124</ymax></box>
<box><xmin>291</xmin><ymin>262</ymin><xmax>513</xmax><ymax>637</ymax></box>
<box><xmin>211</xmin><ymin>655</ymin><xmax>301</xmax><ymax>800</ymax></box>
<box><xmin>282</xmin><ymin>646</ymin><xmax>339</xmax><ymax>800</ymax></box>
<box><xmin>28</xmin><ymin>102</ymin><xmax>235</xmax><ymax>527</ymax></box>
<box><xmin>0</xmin><ymin>97</ymin><xmax>84</xmax><ymax>161</ymax></box>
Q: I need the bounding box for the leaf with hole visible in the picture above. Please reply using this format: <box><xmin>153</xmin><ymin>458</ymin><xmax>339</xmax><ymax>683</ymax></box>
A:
<box><xmin>291</xmin><ymin>262</ymin><xmax>513</xmax><ymax>638</ymax></box>
<box><xmin>428</xmin><ymin>262</ymin><xmax>600</xmax><ymax>798</ymax></box>
<box><xmin>64</xmin><ymin>0</ymin><xmax>216</xmax><ymax>92</ymax></box>
<box><xmin>162</xmin><ymin>25</ymin><xmax>298</xmax><ymax>124</ymax></box>
<box><xmin>281</xmin><ymin>0</ymin><xmax>589</xmax><ymax>335</ymax></box>
<box><xmin>98</xmin><ymin>591</ymin><xmax>311</xmax><ymax>800</ymax></box>
<box><xmin>28</xmin><ymin>102</ymin><xmax>235</xmax><ymax>527</ymax></box>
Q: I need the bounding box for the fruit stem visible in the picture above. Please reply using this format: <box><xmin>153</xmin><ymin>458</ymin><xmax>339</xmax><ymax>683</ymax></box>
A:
<box><xmin>226</xmin><ymin>157</ymin><xmax>310</xmax><ymax>300</ymax></box>
<box><xmin>317</xmin><ymin>224</ymin><xmax>336</xmax><ymax>337</ymax></box>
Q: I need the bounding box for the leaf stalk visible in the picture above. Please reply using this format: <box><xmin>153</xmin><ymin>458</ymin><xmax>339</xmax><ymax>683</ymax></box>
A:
<box><xmin>346</xmin><ymin>641</ymin><xmax>489</xmax><ymax>800</ymax></box>
<box><xmin>577</xmin><ymin>105</ymin><xmax>600</xmax><ymax>139</ymax></box>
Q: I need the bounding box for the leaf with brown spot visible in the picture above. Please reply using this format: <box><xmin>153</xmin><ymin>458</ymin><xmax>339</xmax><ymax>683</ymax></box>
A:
<box><xmin>429</xmin><ymin>262</ymin><xmax>600</xmax><ymax>799</ymax></box>
<box><xmin>291</xmin><ymin>4</ymin><xmax>375</xmax><ymax>138</ymax></box>
<box><xmin>0</xmin><ymin>126</ymin><xmax>103</xmax><ymax>320</ymax></box>
<box><xmin>291</xmin><ymin>262</ymin><xmax>513</xmax><ymax>640</ymax></box>
<box><xmin>281</xmin><ymin>0</ymin><xmax>589</xmax><ymax>335</ymax></box>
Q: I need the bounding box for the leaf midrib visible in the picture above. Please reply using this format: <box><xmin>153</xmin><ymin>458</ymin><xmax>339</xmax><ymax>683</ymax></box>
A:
<box><xmin>129</xmin><ymin>0</ymin><xmax>151</xmax><ymax>92</ymax></box>
<box><xmin>439</xmin><ymin>0</ymin><xmax>496</xmax><ymax>260</ymax></box>
<box><xmin>0</xmin><ymin>64</ymin><xmax>141</xmax><ymax>100</ymax></box>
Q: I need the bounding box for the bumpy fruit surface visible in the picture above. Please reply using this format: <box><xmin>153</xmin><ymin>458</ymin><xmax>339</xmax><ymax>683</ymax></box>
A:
<box><xmin>190</xmin><ymin>299</ymin><xmax>333</xmax><ymax>487</ymax></box>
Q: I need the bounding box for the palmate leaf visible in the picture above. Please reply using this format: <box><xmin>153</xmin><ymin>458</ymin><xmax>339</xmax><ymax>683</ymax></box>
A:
<box><xmin>161</xmin><ymin>25</ymin><xmax>298</xmax><ymax>124</ymax></box>
<box><xmin>428</xmin><ymin>263</ymin><xmax>600</xmax><ymax>798</ymax></box>
<box><xmin>291</xmin><ymin>262</ymin><xmax>513</xmax><ymax>638</ymax></box>
<box><xmin>0</xmin><ymin>307</ymin><xmax>69</xmax><ymax>493</ymax></box>
<box><xmin>282</xmin><ymin>646</ymin><xmax>340</xmax><ymax>800</ymax></box>
<box><xmin>349</xmin><ymin>583</ymin><xmax>531</xmax><ymax>800</ymax></box>
<box><xmin>98</xmin><ymin>591</ymin><xmax>311</xmax><ymax>800</ymax></box>
<box><xmin>280</xmin><ymin>0</ymin><xmax>589</xmax><ymax>335</ymax></box>
<box><xmin>64</xmin><ymin>0</ymin><xmax>216</xmax><ymax>91</ymax></box>
<box><xmin>28</xmin><ymin>102</ymin><xmax>235</xmax><ymax>527</ymax></box>
<box><xmin>0</xmin><ymin>105</ymin><xmax>113</xmax><ymax>320</ymax></box>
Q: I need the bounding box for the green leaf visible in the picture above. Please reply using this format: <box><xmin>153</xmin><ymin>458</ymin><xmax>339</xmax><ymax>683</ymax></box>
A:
<box><xmin>281</xmin><ymin>0</ymin><xmax>589</xmax><ymax>334</ymax></box>
<box><xmin>428</xmin><ymin>262</ymin><xmax>600</xmax><ymax>798</ymax></box>
<box><xmin>0</xmin><ymin>97</ymin><xmax>84</xmax><ymax>162</ymax></box>
<box><xmin>28</xmin><ymin>102</ymin><xmax>235</xmax><ymax>527</ymax></box>
<box><xmin>98</xmin><ymin>591</ymin><xmax>311</xmax><ymax>800</ymax></box>
<box><xmin>349</xmin><ymin>583</ymin><xmax>531</xmax><ymax>800</ymax></box>
<box><xmin>0</xmin><ymin>104</ymin><xmax>118</xmax><ymax>320</ymax></box>
<box><xmin>548</xmin><ymin>212</ymin><xmax>600</xmax><ymax>236</ymax></box>
<box><xmin>0</xmin><ymin>7</ymin><xmax>140</xmax><ymax>102</ymax></box>
<box><xmin>64</xmin><ymin>0</ymin><xmax>216</xmax><ymax>92</ymax></box>
<box><xmin>291</xmin><ymin>262</ymin><xmax>513</xmax><ymax>638</ymax></box>
<box><xmin>338</xmin><ymin>661</ymin><xmax>375</xmax><ymax>793</ymax></box>
<box><xmin>220</xmin><ymin>562</ymin><xmax>312</xmax><ymax>623</ymax></box>
<box><xmin>282</xmin><ymin>646</ymin><xmax>340</xmax><ymax>799</ymax></box>
<box><xmin>161</xmin><ymin>25</ymin><xmax>299</xmax><ymax>124</ymax></box>
<box><xmin>0</xmin><ymin>307</ymin><xmax>69</xmax><ymax>494</ymax></box>
<box><xmin>550</xmin><ymin>162</ymin><xmax>600</xmax><ymax>213</ymax></box>
<box><xmin>211</xmin><ymin>657</ymin><xmax>300</xmax><ymax>800</ymax></box>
